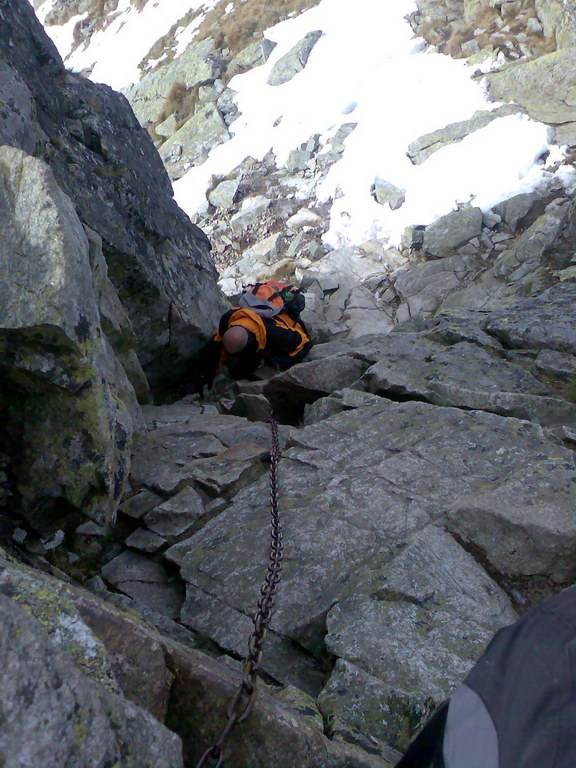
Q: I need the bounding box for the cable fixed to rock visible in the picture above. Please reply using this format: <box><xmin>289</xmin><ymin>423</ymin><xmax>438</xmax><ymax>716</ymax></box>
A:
<box><xmin>195</xmin><ymin>415</ymin><xmax>284</xmax><ymax>768</ymax></box>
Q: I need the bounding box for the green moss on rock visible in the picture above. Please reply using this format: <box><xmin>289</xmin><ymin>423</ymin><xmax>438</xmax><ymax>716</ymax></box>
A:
<box><xmin>0</xmin><ymin>566</ymin><xmax>119</xmax><ymax>693</ymax></box>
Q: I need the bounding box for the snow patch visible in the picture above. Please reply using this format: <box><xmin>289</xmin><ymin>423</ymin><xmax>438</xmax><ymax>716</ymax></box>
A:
<box><xmin>34</xmin><ymin>0</ymin><xmax>573</xmax><ymax>251</ymax></box>
<box><xmin>174</xmin><ymin>0</ymin><xmax>567</xmax><ymax>248</ymax></box>
<box><xmin>59</xmin><ymin>0</ymin><xmax>212</xmax><ymax>89</ymax></box>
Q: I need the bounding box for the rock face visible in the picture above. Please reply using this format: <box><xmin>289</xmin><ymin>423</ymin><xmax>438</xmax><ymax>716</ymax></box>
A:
<box><xmin>487</xmin><ymin>48</ymin><xmax>576</xmax><ymax>124</ymax></box>
<box><xmin>0</xmin><ymin>558</ymin><xmax>184</xmax><ymax>768</ymax></box>
<box><xmin>0</xmin><ymin>545</ymin><xmax>389</xmax><ymax>768</ymax></box>
<box><xmin>382</xmin><ymin>192</ymin><xmax>575</xmax><ymax>325</ymax></box>
<box><xmin>0</xmin><ymin>0</ymin><xmax>226</xmax><ymax>530</ymax></box>
<box><xmin>0</xmin><ymin>146</ymin><xmax>133</xmax><ymax>527</ymax></box>
<box><xmin>322</xmin><ymin>525</ymin><xmax>517</xmax><ymax>751</ymax></box>
<box><xmin>0</xmin><ymin>0</ymin><xmax>226</xmax><ymax>387</ymax></box>
<box><xmin>358</xmin><ymin>331</ymin><xmax>576</xmax><ymax>427</ymax></box>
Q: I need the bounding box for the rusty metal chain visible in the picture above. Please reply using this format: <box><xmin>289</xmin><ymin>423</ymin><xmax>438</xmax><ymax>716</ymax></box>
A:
<box><xmin>195</xmin><ymin>416</ymin><xmax>283</xmax><ymax>768</ymax></box>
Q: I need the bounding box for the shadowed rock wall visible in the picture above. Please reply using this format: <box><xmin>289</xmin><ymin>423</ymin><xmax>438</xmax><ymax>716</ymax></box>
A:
<box><xmin>0</xmin><ymin>0</ymin><xmax>226</xmax><ymax>529</ymax></box>
<box><xmin>0</xmin><ymin>0</ymin><xmax>226</xmax><ymax>384</ymax></box>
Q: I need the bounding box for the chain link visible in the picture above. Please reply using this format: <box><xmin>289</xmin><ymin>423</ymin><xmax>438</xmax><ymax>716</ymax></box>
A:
<box><xmin>195</xmin><ymin>416</ymin><xmax>283</xmax><ymax>768</ymax></box>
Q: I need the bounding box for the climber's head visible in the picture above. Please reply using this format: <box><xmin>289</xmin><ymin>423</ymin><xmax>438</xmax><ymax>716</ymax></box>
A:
<box><xmin>222</xmin><ymin>325</ymin><xmax>249</xmax><ymax>355</ymax></box>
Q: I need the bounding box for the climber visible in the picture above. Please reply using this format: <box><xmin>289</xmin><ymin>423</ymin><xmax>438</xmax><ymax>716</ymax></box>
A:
<box><xmin>193</xmin><ymin>281</ymin><xmax>312</xmax><ymax>391</ymax></box>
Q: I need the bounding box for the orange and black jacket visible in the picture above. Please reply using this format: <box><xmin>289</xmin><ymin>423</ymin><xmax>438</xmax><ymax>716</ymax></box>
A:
<box><xmin>202</xmin><ymin>307</ymin><xmax>312</xmax><ymax>382</ymax></box>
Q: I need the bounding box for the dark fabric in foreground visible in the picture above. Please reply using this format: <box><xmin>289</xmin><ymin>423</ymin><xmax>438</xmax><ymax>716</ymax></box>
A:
<box><xmin>396</xmin><ymin>585</ymin><xmax>576</xmax><ymax>768</ymax></box>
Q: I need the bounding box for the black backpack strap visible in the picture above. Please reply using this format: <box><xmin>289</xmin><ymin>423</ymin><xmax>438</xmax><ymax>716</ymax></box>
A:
<box><xmin>395</xmin><ymin>701</ymin><xmax>449</xmax><ymax>768</ymax></box>
<box><xmin>291</xmin><ymin>312</ymin><xmax>309</xmax><ymax>336</ymax></box>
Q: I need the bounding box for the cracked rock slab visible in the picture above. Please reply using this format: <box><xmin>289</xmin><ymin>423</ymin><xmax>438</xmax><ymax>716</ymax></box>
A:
<box><xmin>483</xmin><ymin>282</ymin><xmax>576</xmax><ymax>355</ymax></box>
<box><xmin>130</xmin><ymin>430</ymin><xmax>225</xmax><ymax>494</ymax></box>
<box><xmin>446</xmin><ymin>460</ymin><xmax>576</xmax><ymax>581</ymax></box>
<box><xmin>173</xmin><ymin>398</ymin><xmax>574</xmax><ymax>750</ymax></box>
<box><xmin>491</xmin><ymin>202</ymin><xmax>569</xmax><ymax>284</ymax></box>
<box><xmin>304</xmin><ymin>388</ymin><xmax>383</xmax><ymax>425</ymax></box>
<box><xmin>143</xmin><ymin>485</ymin><xmax>206</xmax><ymax>538</ymax></box>
<box><xmin>319</xmin><ymin>658</ymin><xmax>426</xmax><ymax>757</ymax></box>
<box><xmin>264</xmin><ymin>355</ymin><xmax>367</xmax><ymax>422</ymax></box>
<box><xmin>131</xmin><ymin>407</ymin><xmax>291</xmax><ymax>495</ymax></box>
<box><xmin>487</xmin><ymin>48</ymin><xmax>576</xmax><ymax>124</ymax></box>
<box><xmin>323</xmin><ymin>525</ymin><xmax>516</xmax><ymax>748</ymax></box>
<box><xmin>358</xmin><ymin>334</ymin><xmax>576</xmax><ymax>427</ymax></box>
<box><xmin>422</xmin><ymin>207</ymin><xmax>483</xmax><ymax>258</ymax></box>
<box><xmin>101</xmin><ymin>550</ymin><xmax>184</xmax><ymax>618</ymax></box>
<box><xmin>187</xmin><ymin>442</ymin><xmax>270</xmax><ymax>498</ymax></box>
<box><xmin>392</xmin><ymin>253</ymin><xmax>485</xmax><ymax>320</ymax></box>
<box><xmin>180</xmin><ymin>585</ymin><xmax>328</xmax><ymax>696</ymax></box>
<box><xmin>166</xmin><ymin>641</ymin><xmax>392</xmax><ymax>767</ymax></box>
<box><xmin>416</xmin><ymin>309</ymin><xmax>503</xmax><ymax>349</ymax></box>
<box><xmin>407</xmin><ymin>104</ymin><xmax>522</xmax><ymax>165</ymax></box>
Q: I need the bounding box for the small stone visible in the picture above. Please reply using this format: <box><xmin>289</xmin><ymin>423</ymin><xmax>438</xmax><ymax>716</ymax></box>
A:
<box><xmin>461</xmin><ymin>39</ymin><xmax>480</xmax><ymax>56</ymax></box>
<box><xmin>287</xmin><ymin>209</ymin><xmax>322</xmax><ymax>230</ymax></box>
<box><xmin>527</xmin><ymin>17</ymin><xmax>543</xmax><ymax>34</ymax></box>
<box><xmin>286</xmin><ymin>149</ymin><xmax>312</xmax><ymax>172</ymax></box>
<box><xmin>12</xmin><ymin>528</ymin><xmax>27</xmax><ymax>543</ymax></box>
<box><xmin>155</xmin><ymin>114</ymin><xmax>177</xmax><ymax>138</ymax></box>
<box><xmin>230</xmin><ymin>393</ymin><xmax>273</xmax><ymax>422</ymax></box>
<box><xmin>208</xmin><ymin>179</ymin><xmax>240</xmax><ymax>210</ymax></box>
<box><xmin>41</xmin><ymin>530</ymin><xmax>65</xmax><ymax>550</ymax></box>
<box><xmin>317</xmin><ymin>273</ymin><xmax>340</xmax><ymax>292</ymax></box>
<box><xmin>76</xmin><ymin>521</ymin><xmax>108</xmax><ymax>538</ymax></box>
<box><xmin>119</xmin><ymin>490</ymin><xmax>163</xmax><ymax>520</ymax></box>
<box><xmin>125</xmin><ymin>528</ymin><xmax>167</xmax><ymax>553</ymax></box>
<box><xmin>373</xmin><ymin>177</ymin><xmax>406</xmax><ymax>210</ymax></box>
<box><xmin>143</xmin><ymin>485</ymin><xmax>206</xmax><ymax>538</ymax></box>
<box><xmin>483</xmin><ymin>211</ymin><xmax>502</xmax><ymax>228</ymax></box>
<box><xmin>230</xmin><ymin>196</ymin><xmax>271</xmax><ymax>233</ymax></box>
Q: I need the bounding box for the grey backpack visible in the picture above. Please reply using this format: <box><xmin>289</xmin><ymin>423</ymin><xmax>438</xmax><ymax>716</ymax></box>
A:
<box><xmin>238</xmin><ymin>281</ymin><xmax>305</xmax><ymax>319</ymax></box>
